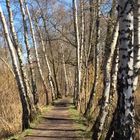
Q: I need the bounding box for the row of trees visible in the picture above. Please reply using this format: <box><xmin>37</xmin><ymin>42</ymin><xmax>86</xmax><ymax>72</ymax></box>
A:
<box><xmin>72</xmin><ymin>0</ymin><xmax>140</xmax><ymax>139</ymax></box>
<box><xmin>0</xmin><ymin>0</ymin><xmax>64</xmax><ymax>131</ymax></box>
<box><xmin>0</xmin><ymin>0</ymin><xmax>139</xmax><ymax>139</ymax></box>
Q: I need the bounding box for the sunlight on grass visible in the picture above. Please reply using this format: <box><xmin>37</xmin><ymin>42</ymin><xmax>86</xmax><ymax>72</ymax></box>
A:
<box><xmin>68</xmin><ymin>105</ymin><xmax>92</xmax><ymax>138</ymax></box>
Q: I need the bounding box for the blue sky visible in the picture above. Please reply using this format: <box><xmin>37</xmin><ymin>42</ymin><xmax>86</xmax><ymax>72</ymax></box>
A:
<box><xmin>57</xmin><ymin>0</ymin><xmax>72</xmax><ymax>8</ymax></box>
<box><xmin>0</xmin><ymin>0</ymin><xmax>112</xmax><ymax>63</ymax></box>
<box><xmin>0</xmin><ymin>0</ymin><xmax>73</xmax><ymax>63</ymax></box>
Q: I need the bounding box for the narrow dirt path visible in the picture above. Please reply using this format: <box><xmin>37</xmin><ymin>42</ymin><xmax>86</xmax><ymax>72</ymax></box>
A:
<box><xmin>23</xmin><ymin>98</ymin><xmax>90</xmax><ymax>140</ymax></box>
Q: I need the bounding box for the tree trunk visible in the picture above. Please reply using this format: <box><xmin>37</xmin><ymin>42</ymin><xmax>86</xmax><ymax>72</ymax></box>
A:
<box><xmin>92</xmin><ymin>22</ymin><xmax>119</xmax><ymax>140</ymax></box>
<box><xmin>41</xmin><ymin>13</ymin><xmax>61</xmax><ymax>99</ymax></box>
<box><xmin>6</xmin><ymin>0</ymin><xmax>37</xmax><ymax>121</ymax></box>
<box><xmin>105</xmin><ymin>48</ymin><xmax>119</xmax><ymax>140</ymax></box>
<box><xmin>0</xmin><ymin>5</ymin><xmax>30</xmax><ymax>130</ymax></box>
<box><xmin>73</xmin><ymin>67</ymin><xmax>77</xmax><ymax>105</ymax></box>
<box><xmin>34</xmin><ymin>18</ymin><xmax>55</xmax><ymax>101</ymax></box>
<box><xmin>84</xmin><ymin>0</ymin><xmax>100</xmax><ymax>117</ymax></box>
<box><xmin>133</xmin><ymin>0</ymin><xmax>140</xmax><ymax>92</ymax></box>
<box><xmin>34</xmin><ymin>0</ymin><xmax>60</xmax><ymax>99</ymax></box>
<box><xmin>25</xmin><ymin>1</ymin><xmax>49</xmax><ymax>105</ymax></box>
<box><xmin>112</xmin><ymin>0</ymin><xmax>135</xmax><ymax>139</ymax></box>
<box><xmin>19</xmin><ymin>0</ymin><xmax>38</xmax><ymax>108</ymax></box>
<box><xmin>61</xmin><ymin>43</ymin><xmax>69</xmax><ymax>97</ymax></box>
<box><xmin>87</xmin><ymin>0</ymin><xmax>94</xmax><ymax>63</ymax></box>
<box><xmin>110</xmin><ymin>47</ymin><xmax>119</xmax><ymax>98</ymax></box>
<box><xmin>79</xmin><ymin>0</ymin><xmax>85</xmax><ymax>111</ymax></box>
<box><xmin>73</xmin><ymin>0</ymin><xmax>81</xmax><ymax>109</ymax></box>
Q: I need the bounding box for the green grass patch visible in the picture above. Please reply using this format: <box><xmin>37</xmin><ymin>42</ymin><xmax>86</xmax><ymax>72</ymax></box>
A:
<box><xmin>30</xmin><ymin>105</ymin><xmax>52</xmax><ymax>128</ymax></box>
<box><xmin>6</xmin><ymin>129</ymin><xmax>32</xmax><ymax>140</ymax></box>
<box><xmin>68</xmin><ymin>105</ymin><xmax>92</xmax><ymax>139</ymax></box>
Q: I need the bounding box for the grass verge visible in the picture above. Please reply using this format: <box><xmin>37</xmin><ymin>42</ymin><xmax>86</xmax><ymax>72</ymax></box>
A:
<box><xmin>68</xmin><ymin>105</ymin><xmax>92</xmax><ymax>139</ymax></box>
<box><xmin>7</xmin><ymin>105</ymin><xmax>52</xmax><ymax>140</ymax></box>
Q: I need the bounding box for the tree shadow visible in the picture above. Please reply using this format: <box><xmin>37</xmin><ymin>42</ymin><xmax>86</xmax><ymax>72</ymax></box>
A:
<box><xmin>30</xmin><ymin>127</ymin><xmax>85</xmax><ymax>132</ymax></box>
<box><xmin>42</xmin><ymin>116</ymin><xmax>76</xmax><ymax>121</ymax></box>
<box><xmin>52</xmin><ymin>102</ymin><xmax>73</xmax><ymax>107</ymax></box>
<box><xmin>25</xmin><ymin>135</ymin><xmax>84</xmax><ymax>139</ymax></box>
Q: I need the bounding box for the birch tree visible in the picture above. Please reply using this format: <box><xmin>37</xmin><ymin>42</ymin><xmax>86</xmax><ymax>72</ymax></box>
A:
<box><xmin>73</xmin><ymin>0</ymin><xmax>81</xmax><ymax>109</ymax></box>
<box><xmin>0</xmin><ymin>5</ymin><xmax>30</xmax><ymax>130</ymax></box>
<box><xmin>44</xmin><ymin>21</ymin><xmax>61</xmax><ymax>99</ymax></box>
<box><xmin>34</xmin><ymin>16</ymin><xmax>55</xmax><ymax>101</ymax></box>
<box><xmin>112</xmin><ymin>0</ymin><xmax>135</xmax><ymax>139</ymax></box>
<box><xmin>84</xmin><ymin>0</ymin><xmax>100</xmax><ymax>117</ymax></box>
<box><xmin>24</xmin><ymin>1</ymin><xmax>49</xmax><ymax>105</ymax></box>
<box><xmin>6</xmin><ymin>0</ymin><xmax>37</xmax><ymax>120</ymax></box>
<box><xmin>92</xmin><ymin>22</ymin><xmax>119</xmax><ymax>140</ymax></box>
<box><xmin>61</xmin><ymin>43</ymin><xmax>69</xmax><ymax>97</ymax></box>
<box><xmin>110</xmin><ymin>48</ymin><xmax>119</xmax><ymax>97</ymax></box>
<box><xmin>105</xmin><ymin>49</ymin><xmax>119</xmax><ymax>140</ymax></box>
<box><xmin>19</xmin><ymin>0</ymin><xmax>39</xmax><ymax>107</ymax></box>
<box><xmin>86</xmin><ymin>0</ymin><xmax>95</xmax><ymax>64</ymax></box>
<box><xmin>35</xmin><ymin>0</ymin><xmax>61</xmax><ymax>99</ymax></box>
<box><xmin>83</xmin><ymin>0</ymin><xmax>94</xmax><ymax>112</ymax></box>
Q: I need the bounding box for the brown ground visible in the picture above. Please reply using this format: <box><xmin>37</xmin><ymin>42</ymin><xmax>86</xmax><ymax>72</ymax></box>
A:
<box><xmin>23</xmin><ymin>98</ymin><xmax>90</xmax><ymax>140</ymax></box>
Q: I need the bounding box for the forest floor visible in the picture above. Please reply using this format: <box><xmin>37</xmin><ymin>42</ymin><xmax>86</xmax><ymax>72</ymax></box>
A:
<box><xmin>12</xmin><ymin>98</ymin><xmax>91</xmax><ymax>140</ymax></box>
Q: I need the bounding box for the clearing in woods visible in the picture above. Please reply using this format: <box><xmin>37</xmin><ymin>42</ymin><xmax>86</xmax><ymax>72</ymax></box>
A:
<box><xmin>19</xmin><ymin>98</ymin><xmax>91</xmax><ymax>140</ymax></box>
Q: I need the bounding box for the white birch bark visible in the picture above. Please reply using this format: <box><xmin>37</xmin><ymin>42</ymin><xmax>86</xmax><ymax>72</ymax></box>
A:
<box><xmin>34</xmin><ymin>19</ymin><xmax>55</xmax><ymax>101</ymax></box>
<box><xmin>113</xmin><ymin>0</ymin><xmax>135</xmax><ymax>139</ymax></box>
<box><xmin>92</xmin><ymin>22</ymin><xmax>119</xmax><ymax>140</ymax></box>
<box><xmin>25</xmin><ymin>1</ymin><xmax>49</xmax><ymax>104</ymax></box>
<box><xmin>61</xmin><ymin>43</ymin><xmax>69</xmax><ymax>97</ymax></box>
<box><xmin>73</xmin><ymin>0</ymin><xmax>81</xmax><ymax>109</ymax></box>
<box><xmin>35</xmin><ymin>0</ymin><xmax>61</xmax><ymax>98</ymax></box>
<box><xmin>110</xmin><ymin>47</ymin><xmax>119</xmax><ymax>98</ymax></box>
<box><xmin>6</xmin><ymin>0</ymin><xmax>37</xmax><ymax>120</ymax></box>
<box><xmin>0</xmin><ymin>5</ymin><xmax>30</xmax><ymax>130</ymax></box>
<box><xmin>41</xmin><ymin>11</ymin><xmax>61</xmax><ymax>99</ymax></box>
<box><xmin>19</xmin><ymin>0</ymin><xmax>38</xmax><ymax>106</ymax></box>
<box><xmin>105</xmin><ymin>49</ymin><xmax>119</xmax><ymax>140</ymax></box>
<box><xmin>24</xmin><ymin>1</ymin><xmax>49</xmax><ymax>105</ymax></box>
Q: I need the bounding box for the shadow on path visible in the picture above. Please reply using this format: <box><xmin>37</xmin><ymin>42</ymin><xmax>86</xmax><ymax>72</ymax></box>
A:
<box><xmin>23</xmin><ymin>98</ymin><xmax>89</xmax><ymax>140</ymax></box>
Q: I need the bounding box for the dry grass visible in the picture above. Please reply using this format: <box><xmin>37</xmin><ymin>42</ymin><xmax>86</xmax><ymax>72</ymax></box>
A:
<box><xmin>0</xmin><ymin>66</ymin><xmax>51</xmax><ymax>139</ymax></box>
<box><xmin>0</xmin><ymin>67</ymin><xmax>22</xmax><ymax>138</ymax></box>
<box><xmin>0</xmin><ymin>62</ymin><xmax>139</xmax><ymax>139</ymax></box>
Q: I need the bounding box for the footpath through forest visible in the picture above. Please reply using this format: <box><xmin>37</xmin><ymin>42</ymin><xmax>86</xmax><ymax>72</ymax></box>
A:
<box><xmin>20</xmin><ymin>98</ymin><xmax>91</xmax><ymax>140</ymax></box>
